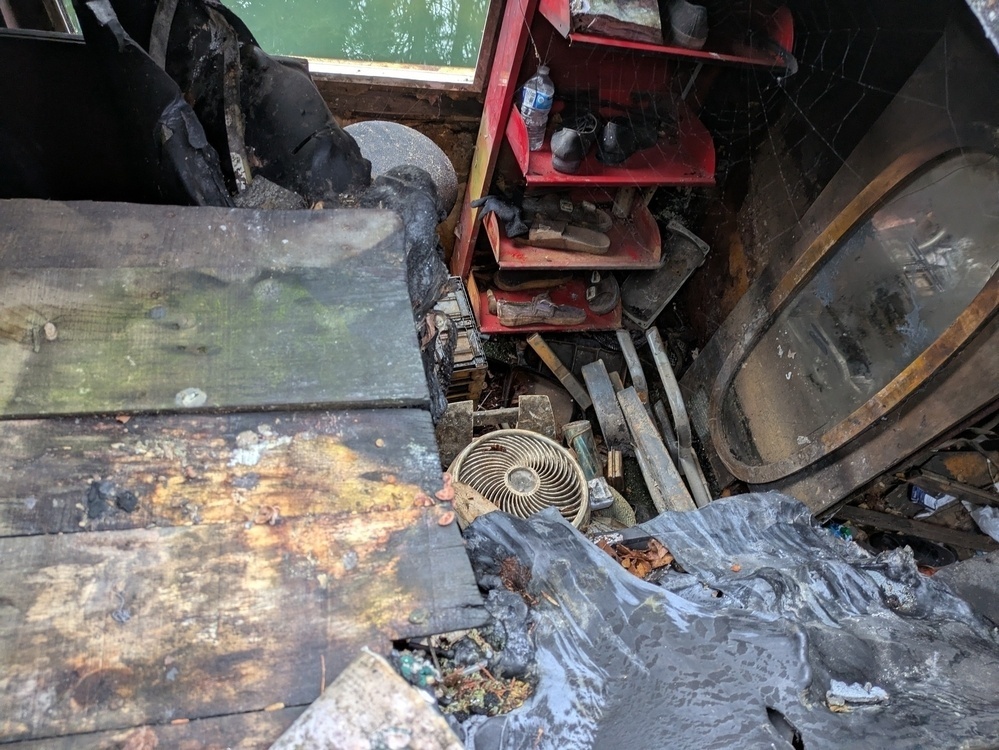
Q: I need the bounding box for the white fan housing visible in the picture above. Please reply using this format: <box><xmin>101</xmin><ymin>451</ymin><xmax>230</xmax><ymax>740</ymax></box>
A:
<box><xmin>449</xmin><ymin>429</ymin><xmax>589</xmax><ymax>528</ymax></box>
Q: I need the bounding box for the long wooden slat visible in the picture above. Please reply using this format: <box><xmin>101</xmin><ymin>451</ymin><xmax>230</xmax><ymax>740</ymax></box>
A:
<box><xmin>581</xmin><ymin>359</ymin><xmax>630</xmax><ymax>451</ymax></box>
<box><xmin>618</xmin><ymin>387</ymin><xmax>696</xmax><ymax>513</ymax></box>
<box><xmin>835</xmin><ymin>506</ymin><xmax>998</xmax><ymax>552</ymax></box>
<box><xmin>8</xmin><ymin>707</ymin><xmax>305</xmax><ymax>749</ymax></box>
<box><xmin>0</xmin><ymin>200</ymin><xmax>427</xmax><ymax>417</ymax></box>
<box><xmin>0</xmin><ymin>409</ymin><xmax>444</xmax><ymax>537</ymax></box>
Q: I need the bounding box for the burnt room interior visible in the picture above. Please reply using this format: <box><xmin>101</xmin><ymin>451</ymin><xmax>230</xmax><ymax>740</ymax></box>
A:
<box><xmin>1</xmin><ymin>0</ymin><xmax>999</xmax><ymax>747</ymax></box>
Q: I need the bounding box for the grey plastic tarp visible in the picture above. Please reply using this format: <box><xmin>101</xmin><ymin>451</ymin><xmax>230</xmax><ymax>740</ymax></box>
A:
<box><xmin>460</xmin><ymin>492</ymin><xmax>999</xmax><ymax>749</ymax></box>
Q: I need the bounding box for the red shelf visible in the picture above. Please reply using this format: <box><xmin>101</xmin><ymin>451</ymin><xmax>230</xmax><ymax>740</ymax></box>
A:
<box><xmin>468</xmin><ymin>275</ymin><xmax>622</xmax><ymax>334</ymax></box>
<box><xmin>506</xmin><ymin>104</ymin><xmax>715</xmax><ymax>187</ymax></box>
<box><xmin>483</xmin><ymin>189</ymin><xmax>661</xmax><ymax>270</ymax></box>
<box><xmin>537</xmin><ymin>0</ymin><xmax>793</xmax><ymax>69</ymax></box>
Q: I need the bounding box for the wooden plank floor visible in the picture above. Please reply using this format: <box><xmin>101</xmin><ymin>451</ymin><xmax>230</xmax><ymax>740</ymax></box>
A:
<box><xmin>0</xmin><ymin>202</ymin><xmax>486</xmax><ymax>747</ymax></box>
<box><xmin>0</xmin><ymin>200</ymin><xmax>428</xmax><ymax>416</ymax></box>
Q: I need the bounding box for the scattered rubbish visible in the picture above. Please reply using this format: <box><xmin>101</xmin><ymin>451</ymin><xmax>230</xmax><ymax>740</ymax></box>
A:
<box><xmin>115</xmin><ymin>490</ymin><xmax>139</xmax><ymax>513</ymax></box>
<box><xmin>453</xmin><ymin>482</ymin><xmax>501</xmax><ymax>530</ymax></box>
<box><xmin>646</xmin><ymin>327</ymin><xmax>712</xmax><ymax>508</ymax></box>
<box><xmin>910</xmin><ymin>485</ymin><xmax>955</xmax><ymax>512</ymax></box>
<box><xmin>526</xmin><ymin>334</ymin><xmax>592</xmax><ymax>410</ymax></box>
<box><xmin>618</xmin><ymin>386</ymin><xmax>696</xmax><ymax>513</ymax></box>
<box><xmin>111</xmin><ymin>590</ymin><xmax>131</xmax><ymax>624</ymax></box>
<box><xmin>435</xmin><ymin>395</ymin><xmax>557</xmax><ymax>468</ymax></box>
<box><xmin>581</xmin><ymin>359</ymin><xmax>631</xmax><ymax>452</ymax></box>
<box><xmin>174</xmin><ymin>387</ymin><xmax>207</xmax><ymax>408</ymax></box>
<box><xmin>964</xmin><ymin>501</ymin><xmax>999</xmax><ymax>543</ymax></box>
<box><xmin>85</xmin><ymin>480</ymin><xmax>113</xmax><ymax>519</ymax></box>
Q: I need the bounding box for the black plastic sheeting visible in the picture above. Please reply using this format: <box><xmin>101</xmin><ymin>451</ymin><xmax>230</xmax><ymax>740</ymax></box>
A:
<box><xmin>461</xmin><ymin>493</ymin><xmax>999</xmax><ymax>749</ymax></box>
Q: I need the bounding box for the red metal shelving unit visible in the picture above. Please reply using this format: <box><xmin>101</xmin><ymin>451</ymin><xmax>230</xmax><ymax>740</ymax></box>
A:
<box><xmin>451</xmin><ymin>0</ymin><xmax>795</xmax><ymax>334</ymax></box>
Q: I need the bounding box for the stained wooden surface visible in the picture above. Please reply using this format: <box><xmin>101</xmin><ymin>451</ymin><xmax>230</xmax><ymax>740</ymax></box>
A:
<box><xmin>0</xmin><ymin>201</ymin><xmax>485</xmax><ymax>747</ymax></box>
<box><xmin>8</xmin><ymin>707</ymin><xmax>306</xmax><ymax>750</ymax></box>
<box><xmin>0</xmin><ymin>409</ymin><xmax>485</xmax><ymax>744</ymax></box>
<box><xmin>0</xmin><ymin>200</ymin><xmax>428</xmax><ymax>417</ymax></box>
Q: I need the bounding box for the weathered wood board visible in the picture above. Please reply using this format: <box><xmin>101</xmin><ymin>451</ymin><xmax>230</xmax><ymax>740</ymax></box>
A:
<box><xmin>0</xmin><ymin>409</ymin><xmax>446</xmax><ymax>537</ymax></box>
<box><xmin>10</xmin><ymin>707</ymin><xmax>305</xmax><ymax>749</ymax></box>
<box><xmin>0</xmin><ymin>200</ymin><xmax>427</xmax><ymax>417</ymax></box>
<box><xmin>0</xmin><ymin>409</ymin><xmax>485</xmax><ymax>744</ymax></box>
<box><xmin>0</xmin><ymin>200</ymin><xmax>482</xmax><ymax>747</ymax></box>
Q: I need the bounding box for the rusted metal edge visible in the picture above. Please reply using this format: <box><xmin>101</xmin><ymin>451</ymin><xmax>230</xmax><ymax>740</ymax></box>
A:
<box><xmin>709</xmin><ymin>144</ymin><xmax>999</xmax><ymax>485</ymax></box>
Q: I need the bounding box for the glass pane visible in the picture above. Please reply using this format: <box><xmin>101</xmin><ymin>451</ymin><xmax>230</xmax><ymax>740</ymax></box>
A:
<box><xmin>223</xmin><ymin>0</ymin><xmax>490</xmax><ymax>68</ymax></box>
<box><xmin>721</xmin><ymin>151</ymin><xmax>999</xmax><ymax>466</ymax></box>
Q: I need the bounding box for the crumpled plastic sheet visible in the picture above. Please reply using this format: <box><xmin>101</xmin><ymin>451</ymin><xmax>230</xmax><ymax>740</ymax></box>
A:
<box><xmin>460</xmin><ymin>492</ymin><xmax>999</xmax><ymax>749</ymax></box>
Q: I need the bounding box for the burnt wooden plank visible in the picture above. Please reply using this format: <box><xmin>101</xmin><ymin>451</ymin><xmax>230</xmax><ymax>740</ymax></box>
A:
<box><xmin>618</xmin><ymin>386</ymin><xmax>696</xmax><ymax>513</ymax></box>
<box><xmin>8</xmin><ymin>707</ymin><xmax>305</xmax><ymax>749</ymax></box>
<box><xmin>581</xmin><ymin>359</ymin><xmax>631</xmax><ymax>451</ymax></box>
<box><xmin>834</xmin><ymin>506</ymin><xmax>999</xmax><ymax>552</ymax></box>
<box><xmin>0</xmin><ymin>506</ymin><xmax>484</xmax><ymax>742</ymax></box>
<box><xmin>0</xmin><ymin>409</ymin><xmax>446</xmax><ymax>537</ymax></box>
<box><xmin>0</xmin><ymin>200</ymin><xmax>427</xmax><ymax>416</ymax></box>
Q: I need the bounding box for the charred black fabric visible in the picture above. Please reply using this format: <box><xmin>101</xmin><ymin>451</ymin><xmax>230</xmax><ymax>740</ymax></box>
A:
<box><xmin>71</xmin><ymin>0</ymin><xmax>231</xmax><ymax>206</ymax></box>
<box><xmin>460</xmin><ymin>494</ymin><xmax>999</xmax><ymax>749</ymax></box>
<box><xmin>360</xmin><ymin>165</ymin><xmax>449</xmax><ymax>318</ymax></box>
<box><xmin>361</xmin><ymin>165</ymin><xmax>451</xmax><ymax>422</ymax></box>
<box><xmin>101</xmin><ymin>0</ymin><xmax>370</xmax><ymax>203</ymax></box>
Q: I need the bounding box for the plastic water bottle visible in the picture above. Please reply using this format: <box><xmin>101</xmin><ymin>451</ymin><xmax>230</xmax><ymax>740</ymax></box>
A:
<box><xmin>520</xmin><ymin>65</ymin><xmax>555</xmax><ymax>151</ymax></box>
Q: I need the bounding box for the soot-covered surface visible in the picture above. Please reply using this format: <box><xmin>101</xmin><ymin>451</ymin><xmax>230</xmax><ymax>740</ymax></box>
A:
<box><xmin>461</xmin><ymin>493</ymin><xmax>999</xmax><ymax>749</ymax></box>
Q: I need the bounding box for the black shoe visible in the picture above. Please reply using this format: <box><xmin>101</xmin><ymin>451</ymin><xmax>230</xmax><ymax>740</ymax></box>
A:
<box><xmin>667</xmin><ymin>0</ymin><xmax>708</xmax><ymax>50</ymax></box>
<box><xmin>550</xmin><ymin>113</ymin><xmax>599</xmax><ymax>174</ymax></box>
<box><xmin>596</xmin><ymin>116</ymin><xmax>660</xmax><ymax>165</ymax></box>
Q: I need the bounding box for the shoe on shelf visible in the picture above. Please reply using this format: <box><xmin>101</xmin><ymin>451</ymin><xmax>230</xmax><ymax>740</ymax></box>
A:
<box><xmin>550</xmin><ymin>112</ymin><xmax>600</xmax><ymax>174</ymax></box>
<box><xmin>596</xmin><ymin>116</ymin><xmax>660</xmax><ymax>165</ymax></box>
<box><xmin>493</xmin><ymin>269</ymin><xmax>573</xmax><ymax>292</ymax></box>
<box><xmin>486</xmin><ymin>290</ymin><xmax>587</xmax><ymax>327</ymax></box>
<box><xmin>521</xmin><ymin>192</ymin><xmax>613</xmax><ymax>232</ymax></box>
<box><xmin>528</xmin><ymin>218</ymin><xmax>611</xmax><ymax>254</ymax></box>
<box><xmin>586</xmin><ymin>272</ymin><xmax>621</xmax><ymax>315</ymax></box>
<box><xmin>666</xmin><ymin>0</ymin><xmax>708</xmax><ymax>50</ymax></box>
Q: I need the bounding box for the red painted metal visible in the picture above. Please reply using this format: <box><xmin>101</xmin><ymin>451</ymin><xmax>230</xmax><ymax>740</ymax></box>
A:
<box><xmin>484</xmin><ymin>189</ymin><xmax>662</xmax><ymax>270</ymax></box>
<box><xmin>538</xmin><ymin>0</ymin><xmax>791</xmax><ymax>68</ymax></box>
<box><xmin>456</xmin><ymin>0</ymin><xmax>793</xmax><ymax>332</ymax></box>
<box><xmin>451</xmin><ymin>0</ymin><xmax>540</xmax><ymax>278</ymax></box>
<box><xmin>506</xmin><ymin>103</ymin><xmax>715</xmax><ymax>187</ymax></box>
<box><xmin>475</xmin><ymin>277</ymin><xmax>622</xmax><ymax>334</ymax></box>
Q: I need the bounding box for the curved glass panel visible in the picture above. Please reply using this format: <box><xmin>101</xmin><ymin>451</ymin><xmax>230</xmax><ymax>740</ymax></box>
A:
<box><xmin>721</xmin><ymin>151</ymin><xmax>999</xmax><ymax>466</ymax></box>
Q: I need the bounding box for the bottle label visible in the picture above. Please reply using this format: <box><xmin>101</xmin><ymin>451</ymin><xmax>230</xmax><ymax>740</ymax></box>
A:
<box><xmin>525</xmin><ymin>89</ymin><xmax>553</xmax><ymax>112</ymax></box>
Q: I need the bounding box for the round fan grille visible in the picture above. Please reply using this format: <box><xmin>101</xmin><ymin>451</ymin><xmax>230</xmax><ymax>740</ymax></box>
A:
<box><xmin>449</xmin><ymin>429</ymin><xmax>589</xmax><ymax>528</ymax></box>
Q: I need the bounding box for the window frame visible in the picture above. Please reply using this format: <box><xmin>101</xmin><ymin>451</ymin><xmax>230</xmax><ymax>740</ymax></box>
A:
<box><xmin>709</xmin><ymin>144</ymin><xmax>999</xmax><ymax>484</ymax></box>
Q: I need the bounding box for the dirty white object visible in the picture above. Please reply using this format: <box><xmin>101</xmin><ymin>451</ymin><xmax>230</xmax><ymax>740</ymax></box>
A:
<box><xmin>826</xmin><ymin>680</ymin><xmax>890</xmax><ymax>710</ymax></box>
<box><xmin>964</xmin><ymin>501</ymin><xmax>999</xmax><ymax>543</ymax></box>
<box><xmin>268</xmin><ymin>649</ymin><xmax>463</xmax><ymax>750</ymax></box>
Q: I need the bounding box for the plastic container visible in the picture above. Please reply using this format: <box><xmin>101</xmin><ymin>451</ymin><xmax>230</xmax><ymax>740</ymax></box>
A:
<box><xmin>519</xmin><ymin>65</ymin><xmax>555</xmax><ymax>151</ymax></box>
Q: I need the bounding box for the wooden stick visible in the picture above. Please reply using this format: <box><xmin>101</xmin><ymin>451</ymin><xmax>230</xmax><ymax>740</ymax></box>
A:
<box><xmin>835</xmin><ymin>506</ymin><xmax>998</xmax><ymax>551</ymax></box>
<box><xmin>527</xmin><ymin>334</ymin><xmax>592</xmax><ymax>410</ymax></box>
